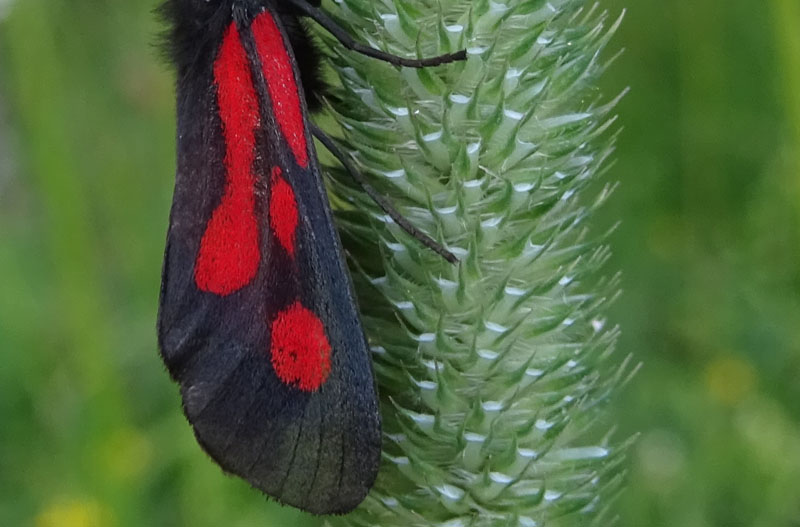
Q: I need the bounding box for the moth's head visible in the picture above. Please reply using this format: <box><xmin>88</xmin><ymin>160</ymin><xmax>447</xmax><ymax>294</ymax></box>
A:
<box><xmin>160</xmin><ymin>0</ymin><xmax>278</xmax><ymax>32</ymax></box>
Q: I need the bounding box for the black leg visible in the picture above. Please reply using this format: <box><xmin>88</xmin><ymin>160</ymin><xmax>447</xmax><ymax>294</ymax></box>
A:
<box><xmin>288</xmin><ymin>0</ymin><xmax>466</xmax><ymax>68</ymax></box>
<box><xmin>311</xmin><ymin>124</ymin><xmax>458</xmax><ymax>264</ymax></box>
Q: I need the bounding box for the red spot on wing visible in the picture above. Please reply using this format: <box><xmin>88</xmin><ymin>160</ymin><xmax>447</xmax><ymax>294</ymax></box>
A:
<box><xmin>269</xmin><ymin>167</ymin><xmax>299</xmax><ymax>257</ymax></box>
<box><xmin>270</xmin><ymin>301</ymin><xmax>332</xmax><ymax>391</ymax></box>
<box><xmin>251</xmin><ymin>11</ymin><xmax>309</xmax><ymax>168</ymax></box>
<box><xmin>195</xmin><ymin>23</ymin><xmax>261</xmax><ymax>296</ymax></box>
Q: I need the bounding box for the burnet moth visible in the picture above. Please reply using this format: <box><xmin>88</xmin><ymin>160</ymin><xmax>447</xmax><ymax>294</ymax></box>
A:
<box><xmin>157</xmin><ymin>0</ymin><xmax>464</xmax><ymax>515</ymax></box>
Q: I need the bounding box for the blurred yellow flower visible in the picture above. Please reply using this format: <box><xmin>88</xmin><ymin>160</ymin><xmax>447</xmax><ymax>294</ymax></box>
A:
<box><xmin>35</xmin><ymin>498</ymin><xmax>114</xmax><ymax>527</ymax></box>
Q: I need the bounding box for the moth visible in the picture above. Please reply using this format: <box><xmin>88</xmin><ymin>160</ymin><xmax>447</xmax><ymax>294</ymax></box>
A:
<box><xmin>157</xmin><ymin>0</ymin><xmax>462</xmax><ymax>514</ymax></box>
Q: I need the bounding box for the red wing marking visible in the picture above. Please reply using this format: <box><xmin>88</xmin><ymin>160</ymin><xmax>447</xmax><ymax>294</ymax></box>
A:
<box><xmin>269</xmin><ymin>167</ymin><xmax>299</xmax><ymax>257</ymax></box>
<box><xmin>251</xmin><ymin>11</ymin><xmax>309</xmax><ymax>168</ymax></box>
<box><xmin>195</xmin><ymin>23</ymin><xmax>261</xmax><ymax>296</ymax></box>
<box><xmin>270</xmin><ymin>301</ymin><xmax>332</xmax><ymax>391</ymax></box>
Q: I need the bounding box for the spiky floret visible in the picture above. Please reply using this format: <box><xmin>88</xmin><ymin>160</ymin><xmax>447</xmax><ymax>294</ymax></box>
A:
<box><xmin>313</xmin><ymin>0</ymin><xmax>628</xmax><ymax>524</ymax></box>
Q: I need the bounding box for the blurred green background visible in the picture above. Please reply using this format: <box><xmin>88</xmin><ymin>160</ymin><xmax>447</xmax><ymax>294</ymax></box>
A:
<box><xmin>1</xmin><ymin>0</ymin><xmax>798</xmax><ymax>526</ymax></box>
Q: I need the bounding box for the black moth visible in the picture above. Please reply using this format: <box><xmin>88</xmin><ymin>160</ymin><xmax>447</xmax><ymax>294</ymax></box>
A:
<box><xmin>157</xmin><ymin>0</ymin><xmax>463</xmax><ymax>515</ymax></box>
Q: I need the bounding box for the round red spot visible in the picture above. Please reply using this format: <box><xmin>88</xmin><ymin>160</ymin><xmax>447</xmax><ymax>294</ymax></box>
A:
<box><xmin>269</xmin><ymin>167</ymin><xmax>299</xmax><ymax>257</ymax></box>
<box><xmin>195</xmin><ymin>196</ymin><xmax>260</xmax><ymax>295</ymax></box>
<box><xmin>270</xmin><ymin>301</ymin><xmax>332</xmax><ymax>391</ymax></box>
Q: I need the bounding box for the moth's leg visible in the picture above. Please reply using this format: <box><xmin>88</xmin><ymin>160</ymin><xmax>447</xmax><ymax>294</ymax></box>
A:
<box><xmin>288</xmin><ymin>0</ymin><xmax>466</xmax><ymax>68</ymax></box>
<box><xmin>311</xmin><ymin>124</ymin><xmax>457</xmax><ymax>264</ymax></box>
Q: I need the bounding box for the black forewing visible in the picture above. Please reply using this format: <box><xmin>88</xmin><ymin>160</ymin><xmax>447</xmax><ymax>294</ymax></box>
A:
<box><xmin>157</xmin><ymin>3</ymin><xmax>380</xmax><ymax>515</ymax></box>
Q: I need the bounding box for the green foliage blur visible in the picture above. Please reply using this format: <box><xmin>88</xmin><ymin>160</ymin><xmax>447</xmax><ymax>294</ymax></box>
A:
<box><xmin>598</xmin><ymin>1</ymin><xmax>800</xmax><ymax>525</ymax></box>
<box><xmin>0</xmin><ymin>0</ymin><xmax>798</xmax><ymax>526</ymax></box>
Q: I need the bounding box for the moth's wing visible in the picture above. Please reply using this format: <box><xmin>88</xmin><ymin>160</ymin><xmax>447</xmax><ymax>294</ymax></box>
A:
<box><xmin>157</xmin><ymin>15</ymin><xmax>380</xmax><ymax>515</ymax></box>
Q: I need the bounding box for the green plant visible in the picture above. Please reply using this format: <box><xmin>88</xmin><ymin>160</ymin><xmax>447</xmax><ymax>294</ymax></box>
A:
<box><xmin>314</xmin><ymin>0</ymin><xmax>629</xmax><ymax>525</ymax></box>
